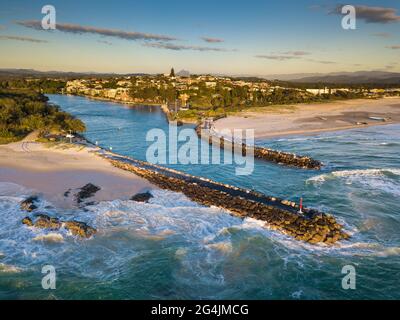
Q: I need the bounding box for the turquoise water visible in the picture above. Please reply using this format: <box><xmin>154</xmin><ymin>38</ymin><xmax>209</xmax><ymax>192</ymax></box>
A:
<box><xmin>0</xmin><ymin>94</ymin><xmax>399</xmax><ymax>299</ymax></box>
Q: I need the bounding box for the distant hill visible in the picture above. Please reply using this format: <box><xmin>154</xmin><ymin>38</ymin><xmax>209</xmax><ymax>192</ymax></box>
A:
<box><xmin>262</xmin><ymin>73</ymin><xmax>324</xmax><ymax>81</ymax></box>
<box><xmin>0</xmin><ymin>68</ymin><xmax>90</xmax><ymax>78</ymax></box>
<box><xmin>287</xmin><ymin>71</ymin><xmax>400</xmax><ymax>84</ymax></box>
<box><xmin>219</xmin><ymin>71</ymin><xmax>400</xmax><ymax>84</ymax></box>
<box><xmin>176</xmin><ymin>69</ymin><xmax>190</xmax><ymax>77</ymax></box>
<box><xmin>2</xmin><ymin>68</ymin><xmax>400</xmax><ymax>85</ymax></box>
<box><xmin>0</xmin><ymin>68</ymin><xmax>149</xmax><ymax>79</ymax></box>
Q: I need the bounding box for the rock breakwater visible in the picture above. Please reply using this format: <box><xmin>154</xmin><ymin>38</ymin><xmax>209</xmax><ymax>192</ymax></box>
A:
<box><xmin>195</xmin><ymin>125</ymin><xmax>322</xmax><ymax>170</ymax></box>
<box><xmin>99</xmin><ymin>151</ymin><xmax>348</xmax><ymax>245</ymax></box>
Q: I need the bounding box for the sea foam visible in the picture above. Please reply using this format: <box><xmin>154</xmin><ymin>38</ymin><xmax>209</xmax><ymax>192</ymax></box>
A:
<box><xmin>308</xmin><ymin>168</ymin><xmax>400</xmax><ymax>183</ymax></box>
<box><xmin>307</xmin><ymin>168</ymin><xmax>400</xmax><ymax>197</ymax></box>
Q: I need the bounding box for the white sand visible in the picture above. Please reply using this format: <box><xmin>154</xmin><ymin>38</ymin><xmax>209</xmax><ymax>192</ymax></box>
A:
<box><xmin>214</xmin><ymin>97</ymin><xmax>400</xmax><ymax>138</ymax></box>
<box><xmin>0</xmin><ymin>136</ymin><xmax>156</xmax><ymax>208</ymax></box>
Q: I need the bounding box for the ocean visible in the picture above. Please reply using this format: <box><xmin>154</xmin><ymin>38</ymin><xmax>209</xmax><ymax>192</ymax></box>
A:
<box><xmin>0</xmin><ymin>94</ymin><xmax>399</xmax><ymax>299</ymax></box>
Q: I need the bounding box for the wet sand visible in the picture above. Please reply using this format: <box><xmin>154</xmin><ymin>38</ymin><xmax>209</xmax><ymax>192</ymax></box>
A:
<box><xmin>0</xmin><ymin>137</ymin><xmax>156</xmax><ymax>208</ymax></box>
<box><xmin>215</xmin><ymin>97</ymin><xmax>400</xmax><ymax>138</ymax></box>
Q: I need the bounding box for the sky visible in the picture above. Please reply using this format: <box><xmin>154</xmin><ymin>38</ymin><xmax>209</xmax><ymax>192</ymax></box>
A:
<box><xmin>0</xmin><ymin>0</ymin><xmax>400</xmax><ymax>75</ymax></box>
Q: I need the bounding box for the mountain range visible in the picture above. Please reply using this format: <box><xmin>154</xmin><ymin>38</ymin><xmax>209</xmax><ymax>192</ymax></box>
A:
<box><xmin>262</xmin><ymin>71</ymin><xmax>400</xmax><ymax>84</ymax></box>
<box><xmin>1</xmin><ymin>69</ymin><xmax>400</xmax><ymax>85</ymax></box>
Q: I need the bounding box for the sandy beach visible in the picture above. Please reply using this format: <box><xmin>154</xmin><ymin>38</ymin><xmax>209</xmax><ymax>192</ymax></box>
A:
<box><xmin>0</xmin><ymin>135</ymin><xmax>156</xmax><ymax>208</ymax></box>
<box><xmin>214</xmin><ymin>97</ymin><xmax>400</xmax><ymax>138</ymax></box>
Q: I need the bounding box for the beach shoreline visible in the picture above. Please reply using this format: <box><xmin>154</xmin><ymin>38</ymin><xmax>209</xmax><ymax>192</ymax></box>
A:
<box><xmin>0</xmin><ymin>136</ymin><xmax>156</xmax><ymax>208</ymax></box>
<box><xmin>214</xmin><ymin>97</ymin><xmax>400</xmax><ymax>139</ymax></box>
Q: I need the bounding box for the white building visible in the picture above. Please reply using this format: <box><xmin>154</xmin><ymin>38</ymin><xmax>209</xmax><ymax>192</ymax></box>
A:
<box><xmin>306</xmin><ymin>88</ymin><xmax>330</xmax><ymax>95</ymax></box>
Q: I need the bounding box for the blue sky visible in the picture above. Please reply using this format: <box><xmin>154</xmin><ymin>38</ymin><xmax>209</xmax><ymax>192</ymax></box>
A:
<box><xmin>0</xmin><ymin>0</ymin><xmax>400</xmax><ymax>75</ymax></box>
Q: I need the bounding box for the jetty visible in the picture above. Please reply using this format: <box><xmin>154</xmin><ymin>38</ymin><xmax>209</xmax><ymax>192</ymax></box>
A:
<box><xmin>96</xmin><ymin>149</ymin><xmax>348</xmax><ymax>245</ymax></box>
<box><xmin>158</xmin><ymin>107</ymin><xmax>321</xmax><ymax>170</ymax></box>
<box><xmin>195</xmin><ymin>122</ymin><xmax>322</xmax><ymax>170</ymax></box>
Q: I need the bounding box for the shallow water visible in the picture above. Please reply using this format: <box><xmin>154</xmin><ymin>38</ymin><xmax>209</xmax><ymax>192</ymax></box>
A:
<box><xmin>0</xmin><ymin>94</ymin><xmax>399</xmax><ymax>299</ymax></box>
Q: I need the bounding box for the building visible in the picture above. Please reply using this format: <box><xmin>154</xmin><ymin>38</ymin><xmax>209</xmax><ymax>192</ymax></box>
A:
<box><xmin>306</xmin><ymin>88</ymin><xmax>330</xmax><ymax>95</ymax></box>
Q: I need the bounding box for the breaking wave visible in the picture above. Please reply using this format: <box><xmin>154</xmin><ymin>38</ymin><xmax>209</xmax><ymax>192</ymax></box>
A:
<box><xmin>0</xmin><ymin>263</ymin><xmax>21</xmax><ymax>273</ymax></box>
<box><xmin>307</xmin><ymin>168</ymin><xmax>400</xmax><ymax>196</ymax></box>
<box><xmin>308</xmin><ymin>168</ymin><xmax>400</xmax><ymax>182</ymax></box>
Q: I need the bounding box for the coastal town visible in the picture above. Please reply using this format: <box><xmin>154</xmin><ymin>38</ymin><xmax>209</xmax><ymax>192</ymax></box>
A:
<box><xmin>3</xmin><ymin>70</ymin><xmax>400</xmax><ymax>145</ymax></box>
<box><xmin>60</xmin><ymin>69</ymin><xmax>400</xmax><ymax>122</ymax></box>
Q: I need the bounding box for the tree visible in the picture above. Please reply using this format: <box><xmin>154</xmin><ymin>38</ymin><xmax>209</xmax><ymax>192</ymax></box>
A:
<box><xmin>170</xmin><ymin>68</ymin><xmax>175</xmax><ymax>78</ymax></box>
<box><xmin>0</xmin><ymin>89</ymin><xmax>86</xmax><ymax>143</ymax></box>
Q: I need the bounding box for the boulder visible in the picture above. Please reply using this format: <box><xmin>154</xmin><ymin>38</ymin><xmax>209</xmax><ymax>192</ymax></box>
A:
<box><xmin>130</xmin><ymin>192</ymin><xmax>153</xmax><ymax>203</ymax></box>
<box><xmin>34</xmin><ymin>214</ymin><xmax>62</xmax><ymax>230</ymax></box>
<box><xmin>22</xmin><ymin>217</ymin><xmax>33</xmax><ymax>227</ymax></box>
<box><xmin>22</xmin><ymin>214</ymin><xmax>61</xmax><ymax>230</ymax></box>
<box><xmin>310</xmin><ymin>234</ymin><xmax>325</xmax><ymax>243</ymax></box>
<box><xmin>20</xmin><ymin>196</ymin><xmax>39</xmax><ymax>212</ymax></box>
<box><xmin>63</xmin><ymin>221</ymin><xmax>97</xmax><ymax>238</ymax></box>
<box><xmin>75</xmin><ymin>183</ymin><xmax>101</xmax><ymax>203</ymax></box>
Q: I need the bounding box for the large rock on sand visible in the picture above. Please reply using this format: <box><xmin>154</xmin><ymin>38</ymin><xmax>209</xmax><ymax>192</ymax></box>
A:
<box><xmin>75</xmin><ymin>183</ymin><xmax>101</xmax><ymax>204</ymax></box>
<box><xmin>130</xmin><ymin>192</ymin><xmax>153</xmax><ymax>203</ymax></box>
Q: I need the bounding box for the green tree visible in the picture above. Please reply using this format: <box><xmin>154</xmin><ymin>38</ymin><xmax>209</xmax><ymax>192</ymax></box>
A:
<box><xmin>0</xmin><ymin>89</ymin><xmax>85</xmax><ymax>143</ymax></box>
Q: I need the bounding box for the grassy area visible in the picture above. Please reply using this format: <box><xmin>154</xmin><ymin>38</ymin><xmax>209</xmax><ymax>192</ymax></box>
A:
<box><xmin>229</xmin><ymin>104</ymin><xmax>298</xmax><ymax>115</ymax></box>
<box><xmin>174</xmin><ymin>103</ymin><xmax>300</xmax><ymax>123</ymax></box>
<box><xmin>174</xmin><ymin>96</ymin><xmax>380</xmax><ymax>122</ymax></box>
<box><xmin>41</xmin><ymin>140</ymin><xmax>80</xmax><ymax>151</ymax></box>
